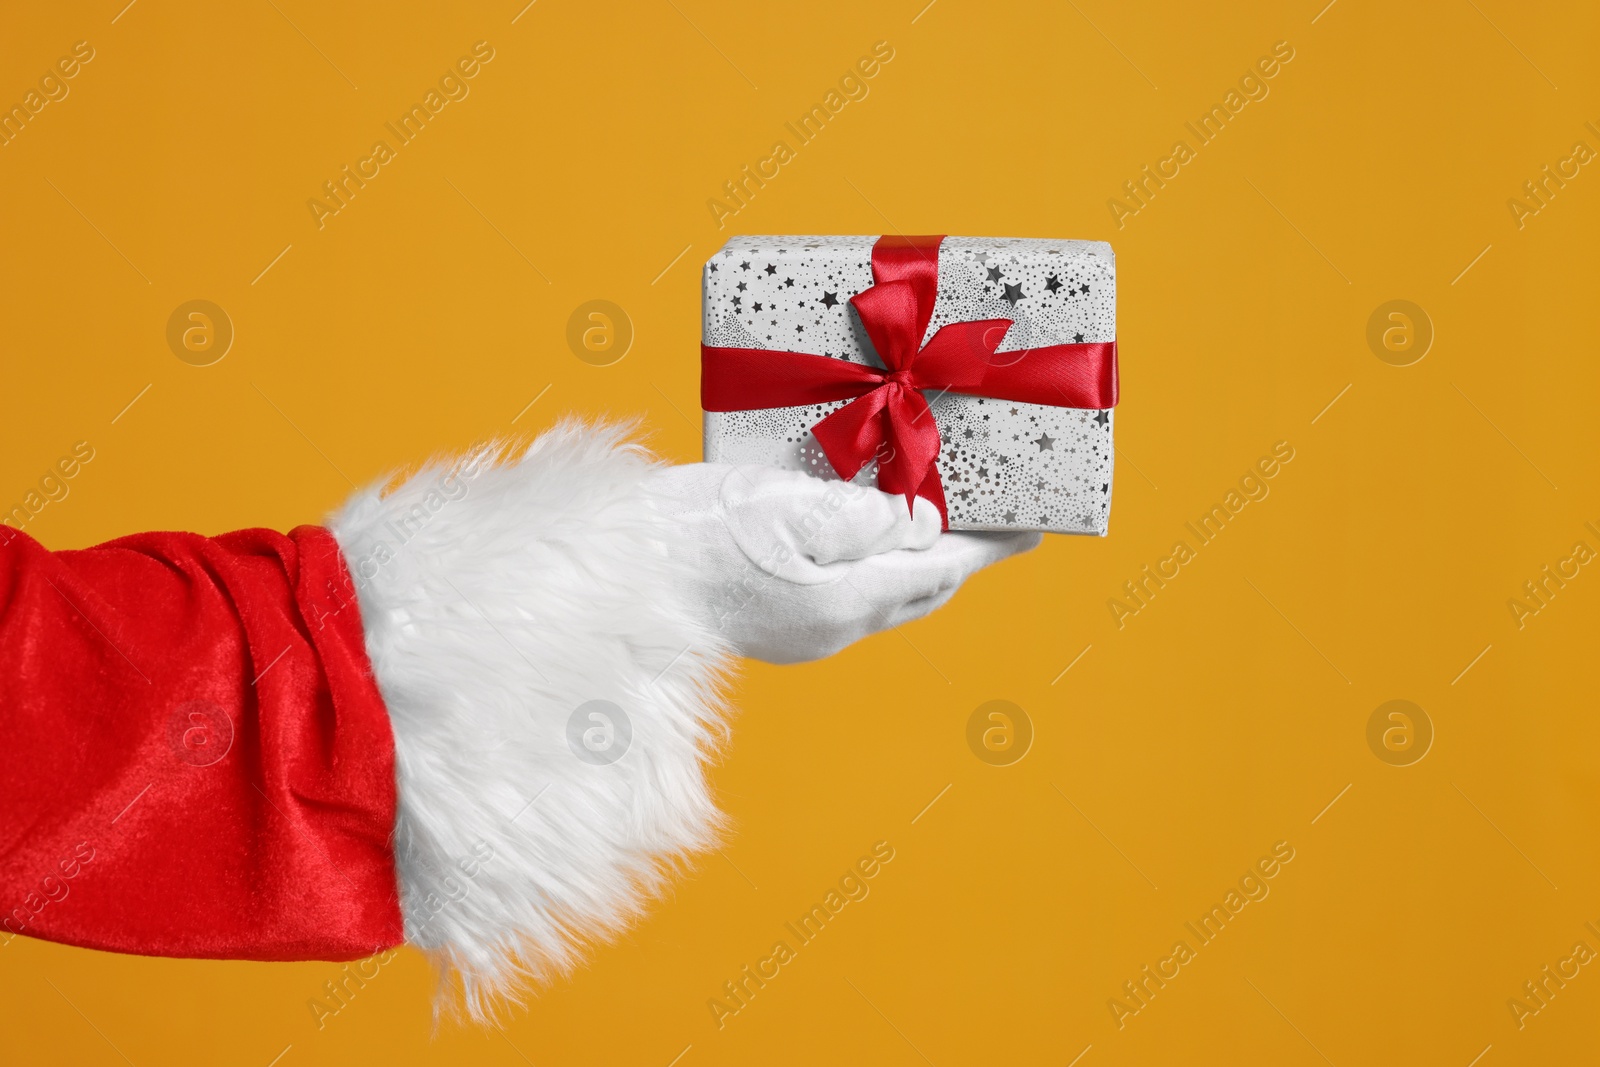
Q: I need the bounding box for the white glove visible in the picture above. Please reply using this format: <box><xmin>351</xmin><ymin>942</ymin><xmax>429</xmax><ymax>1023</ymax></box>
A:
<box><xmin>645</xmin><ymin>463</ymin><xmax>1041</xmax><ymax>664</ymax></box>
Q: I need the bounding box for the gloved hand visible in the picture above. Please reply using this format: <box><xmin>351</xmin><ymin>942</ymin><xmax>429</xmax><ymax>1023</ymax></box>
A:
<box><xmin>645</xmin><ymin>463</ymin><xmax>1041</xmax><ymax>664</ymax></box>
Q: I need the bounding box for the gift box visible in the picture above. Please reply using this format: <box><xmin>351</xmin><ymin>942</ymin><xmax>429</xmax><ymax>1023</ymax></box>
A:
<box><xmin>700</xmin><ymin>234</ymin><xmax>1118</xmax><ymax>534</ymax></box>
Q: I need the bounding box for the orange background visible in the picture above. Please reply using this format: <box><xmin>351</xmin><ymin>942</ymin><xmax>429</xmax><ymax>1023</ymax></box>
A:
<box><xmin>3</xmin><ymin>1</ymin><xmax>1599</xmax><ymax>1064</ymax></box>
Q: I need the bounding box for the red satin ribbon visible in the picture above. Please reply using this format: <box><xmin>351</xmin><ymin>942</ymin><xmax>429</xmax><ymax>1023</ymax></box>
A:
<box><xmin>701</xmin><ymin>234</ymin><xmax>1118</xmax><ymax>524</ymax></box>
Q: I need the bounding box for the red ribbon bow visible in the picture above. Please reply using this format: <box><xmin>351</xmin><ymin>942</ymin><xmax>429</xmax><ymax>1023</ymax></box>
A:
<box><xmin>701</xmin><ymin>235</ymin><xmax>1117</xmax><ymax>526</ymax></box>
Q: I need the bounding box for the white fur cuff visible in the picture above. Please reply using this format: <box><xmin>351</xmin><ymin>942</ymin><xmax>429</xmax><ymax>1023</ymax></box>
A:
<box><xmin>329</xmin><ymin>421</ymin><xmax>733</xmax><ymax>1020</ymax></box>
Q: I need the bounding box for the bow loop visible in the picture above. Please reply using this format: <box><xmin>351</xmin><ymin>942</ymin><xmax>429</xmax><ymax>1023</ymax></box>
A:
<box><xmin>849</xmin><ymin>279</ymin><xmax>924</xmax><ymax>372</ymax></box>
<box><xmin>913</xmin><ymin>318</ymin><xmax>1015</xmax><ymax>391</ymax></box>
<box><xmin>811</xmin><ymin>386</ymin><xmax>890</xmax><ymax>483</ymax></box>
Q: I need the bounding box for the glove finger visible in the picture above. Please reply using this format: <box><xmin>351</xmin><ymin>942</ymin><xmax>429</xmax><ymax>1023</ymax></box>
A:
<box><xmin>897</xmin><ymin>530</ymin><xmax>1043</xmax><ymax>590</ymax></box>
<box><xmin>720</xmin><ymin>466</ymin><xmax>941</xmax><ymax>575</ymax></box>
<box><xmin>883</xmin><ymin>582</ymin><xmax>961</xmax><ymax>629</ymax></box>
<box><xmin>802</xmin><ymin>484</ymin><xmax>942</xmax><ymax>564</ymax></box>
<box><xmin>850</xmin><ymin>530</ymin><xmax>1043</xmax><ymax>614</ymax></box>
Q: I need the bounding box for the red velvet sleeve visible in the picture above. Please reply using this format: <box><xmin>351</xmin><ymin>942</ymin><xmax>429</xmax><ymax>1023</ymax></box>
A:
<box><xmin>0</xmin><ymin>524</ymin><xmax>403</xmax><ymax>961</ymax></box>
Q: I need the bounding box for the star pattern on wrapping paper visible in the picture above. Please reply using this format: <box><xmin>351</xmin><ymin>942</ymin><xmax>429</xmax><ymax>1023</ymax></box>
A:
<box><xmin>709</xmin><ymin>239</ymin><xmax>1112</xmax><ymax>534</ymax></box>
